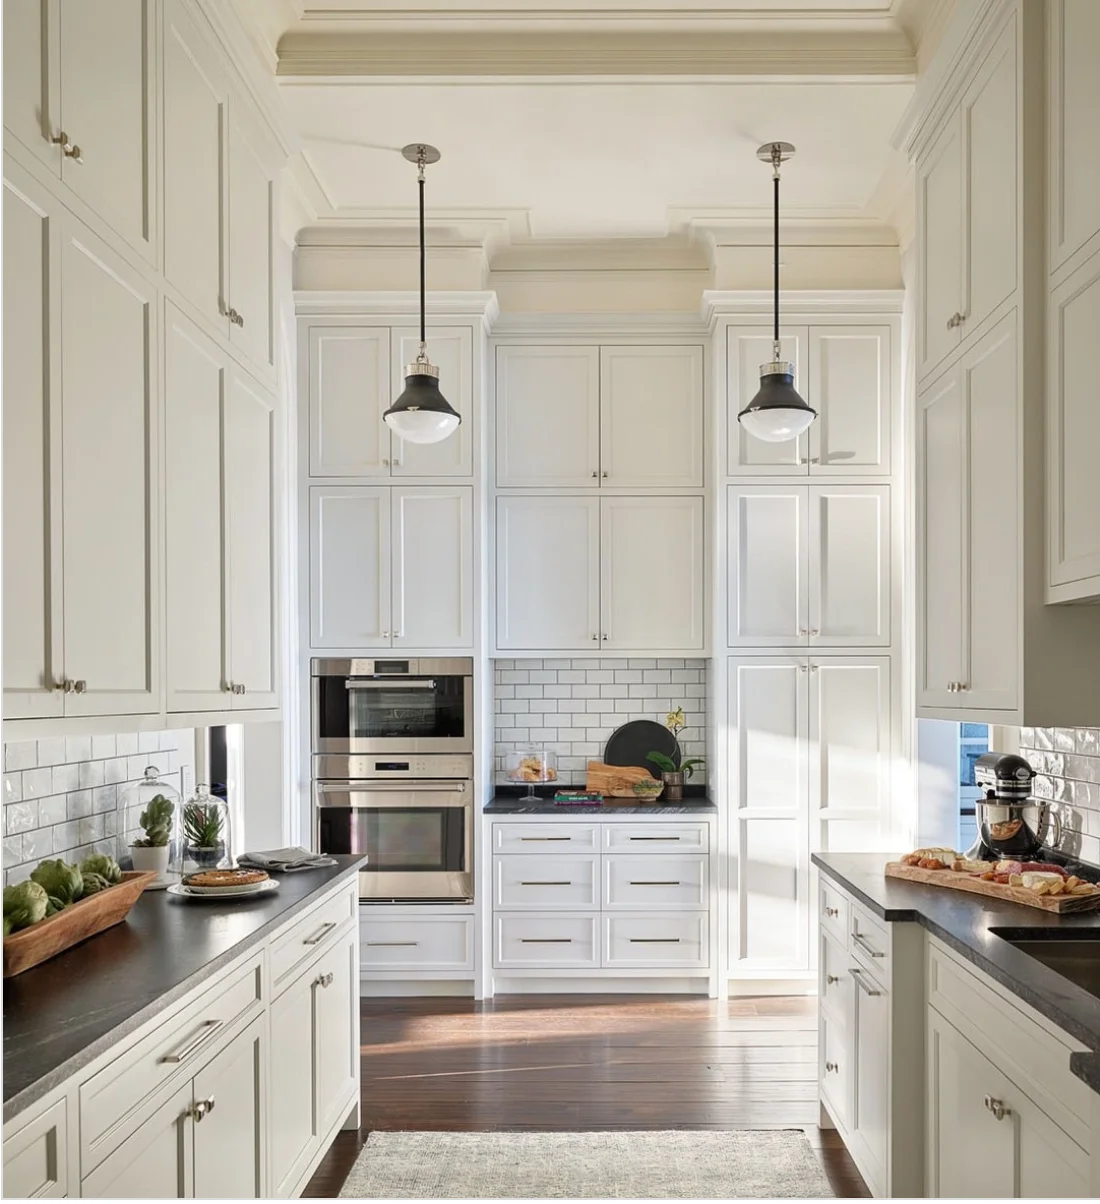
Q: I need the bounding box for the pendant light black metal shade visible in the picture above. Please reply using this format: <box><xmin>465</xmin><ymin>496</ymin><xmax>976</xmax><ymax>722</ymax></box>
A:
<box><xmin>738</xmin><ymin>142</ymin><xmax>817</xmax><ymax>444</ymax></box>
<box><xmin>383</xmin><ymin>143</ymin><xmax>461</xmax><ymax>445</ymax></box>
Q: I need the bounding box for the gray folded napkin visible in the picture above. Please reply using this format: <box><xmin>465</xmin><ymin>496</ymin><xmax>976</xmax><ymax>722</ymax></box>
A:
<box><xmin>238</xmin><ymin>847</ymin><xmax>338</xmax><ymax>872</ymax></box>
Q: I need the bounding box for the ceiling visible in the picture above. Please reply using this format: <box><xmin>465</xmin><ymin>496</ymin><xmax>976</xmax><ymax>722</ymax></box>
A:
<box><xmin>237</xmin><ymin>0</ymin><xmax>952</xmax><ymax>251</ymax></box>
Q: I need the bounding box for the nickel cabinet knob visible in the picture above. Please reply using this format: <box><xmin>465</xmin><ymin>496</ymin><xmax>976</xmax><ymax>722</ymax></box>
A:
<box><xmin>983</xmin><ymin>1095</ymin><xmax>1009</xmax><ymax>1121</ymax></box>
<box><xmin>826</xmin><ymin>974</ymin><xmax>840</xmax><ymax>985</ymax></box>
<box><xmin>825</xmin><ymin>1061</ymin><xmax>838</xmax><ymax>1073</ymax></box>
<box><xmin>314</xmin><ymin>971</ymin><xmax>334</xmax><ymax>989</ymax></box>
<box><xmin>191</xmin><ymin>1096</ymin><xmax>216</xmax><ymax>1122</ymax></box>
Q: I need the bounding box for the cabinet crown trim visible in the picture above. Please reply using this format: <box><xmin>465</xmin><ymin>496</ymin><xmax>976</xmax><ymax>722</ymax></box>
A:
<box><xmin>295</xmin><ymin>290</ymin><xmax>499</xmax><ymax>323</ymax></box>
<box><xmin>702</xmin><ymin>289</ymin><xmax>904</xmax><ymax>322</ymax></box>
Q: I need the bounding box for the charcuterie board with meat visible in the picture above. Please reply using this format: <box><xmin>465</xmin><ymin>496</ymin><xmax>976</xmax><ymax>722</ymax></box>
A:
<box><xmin>885</xmin><ymin>850</ymin><xmax>1100</xmax><ymax>913</ymax></box>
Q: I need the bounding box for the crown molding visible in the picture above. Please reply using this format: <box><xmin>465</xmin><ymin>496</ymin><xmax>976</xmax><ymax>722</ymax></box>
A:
<box><xmin>276</xmin><ymin>29</ymin><xmax>916</xmax><ymax>79</ymax></box>
<box><xmin>295</xmin><ymin>289</ymin><xmax>501</xmax><ymax>324</ymax></box>
<box><xmin>489</xmin><ymin>310</ymin><xmax>710</xmax><ymax>338</ymax></box>
<box><xmin>701</xmin><ymin>287</ymin><xmax>904</xmax><ymax>324</ymax></box>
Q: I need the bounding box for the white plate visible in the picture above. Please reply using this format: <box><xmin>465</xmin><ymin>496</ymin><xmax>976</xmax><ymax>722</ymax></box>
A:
<box><xmin>181</xmin><ymin>875</ymin><xmax>271</xmax><ymax>896</ymax></box>
<box><xmin>168</xmin><ymin>878</ymin><xmax>280</xmax><ymax>901</ymax></box>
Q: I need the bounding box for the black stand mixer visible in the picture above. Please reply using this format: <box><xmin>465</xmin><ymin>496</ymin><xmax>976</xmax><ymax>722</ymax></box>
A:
<box><xmin>966</xmin><ymin>751</ymin><xmax>1062</xmax><ymax>862</ymax></box>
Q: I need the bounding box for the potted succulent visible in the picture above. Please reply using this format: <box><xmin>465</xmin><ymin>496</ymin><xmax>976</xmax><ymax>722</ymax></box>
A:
<box><xmin>646</xmin><ymin>707</ymin><xmax>706</xmax><ymax>801</ymax></box>
<box><xmin>131</xmin><ymin>793</ymin><xmax>175</xmax><ymax>875</ymax></box>
<box><xmin>181</xmin><ymin>794</ymin><xmax>227</xmax><ymax>869</ymax></box>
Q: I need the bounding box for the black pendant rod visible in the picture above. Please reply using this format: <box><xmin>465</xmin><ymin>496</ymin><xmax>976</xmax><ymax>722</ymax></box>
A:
<box><xmin>418</xmin><ymin>157</ymin><xmax>426</xmax><ymax>348</ymax></box>
<box><xmin>772</xmin><ymin>167</ymin><xmax>780</xmax><ymax>350</ymax></box>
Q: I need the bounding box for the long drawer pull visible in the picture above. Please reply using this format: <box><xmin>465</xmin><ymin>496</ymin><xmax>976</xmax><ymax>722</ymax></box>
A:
<box><xmin>628</xmin><ymin>836</ymin><xmax>681</xmax><ymax>842</ymax></box>
<box><xmin>852</xmin><ymin>930</ymin><xmax>885</xmax><ymax>959</ymax></box>
<box><xmin>161</xmin><ymin>1019</ymin><xmax>224</xmax><ymax>1064</ymax></box>
<box><xmin>520</xmin><ymin>938</ymin><xmax>573</xmax><ymax>944</ymax></box>
<box><xmin>629</xmin><ymin>880</ymin><xmax>682</xmax><ymax>886</ymax></box>
<box><xmin>521</xmin><ymin>881</ymin><xmax>572</xmax><ymax>886</ymax></box>
<box><xmin>628</xmin><ymin>938</ymin><xmax>682</xmax><ymax>944</ymax></box>
<box><xmin>366</xmin><ymin>941</ymin><xmax>420</xmax><ymax>947</ymax></box>
<box><xmin>303</xmin><ymin>921</ymin><xmax>338</xmax><ymax>946</ymax></box>
<box><xmin>520</xmin><ymin>836</ymin><xmax>574</xmax><ymax>841</ymax></box>
<box><xmin>849</xmin><ymin>967</ymin><xmax>882</xmax><ymax>996</ymax></box>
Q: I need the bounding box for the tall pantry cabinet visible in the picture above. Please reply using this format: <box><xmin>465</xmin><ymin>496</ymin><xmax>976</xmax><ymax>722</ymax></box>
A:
<box><xmin>2</xmin><ymin>0</ymin><xmax>286</xmax><ymax>730</ymax></box>
<box><xmin>709</xmin><ymin>298</ymin><xmax>902</xmax><ymax>986</ymax></box>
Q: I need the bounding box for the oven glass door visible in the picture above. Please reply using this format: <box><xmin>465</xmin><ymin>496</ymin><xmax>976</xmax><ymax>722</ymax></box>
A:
<box><xmin>314</xmin><ymin>675</ymin><xmax>470</xmax><ymax>753</ymax></box>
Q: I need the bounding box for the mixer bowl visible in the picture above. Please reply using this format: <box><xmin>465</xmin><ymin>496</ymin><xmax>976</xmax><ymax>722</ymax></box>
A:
<box><xmin>975</xmin><ymin>799</ymin><xmax>1060</xmax><ymax>860</ymax></box>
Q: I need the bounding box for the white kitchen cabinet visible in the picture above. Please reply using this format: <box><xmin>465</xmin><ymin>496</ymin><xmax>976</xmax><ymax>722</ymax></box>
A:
<box><xmin>601</xmin><ymin>496</ymin><xmax>704</xmax><ymax>651</ymax></box>
<box><xmin>495</xmin><ymin>345</ymin><xmax>600</xmax><ymax>487</ymax></box>
<box><xmin>1047</xmin><ymin>250</ymin><xmax>1100</xmax><ymax>601</ymax></box>
<box><xmin>310</xmin><ymin>487</ymin><xmax>391</xmax><ymax>649</ymax></box>
<box><xmin>81</xmin><ymin>1080</ymin><xmax>193</xmax><ymax>1199</ymax></box>
<box><xmin>314</xmin><ymin>928</ymin><xmax>359</xmax><ymax>1138</ymax></box>
<box><xmin>192</xmin><ymin>1016</ymin><xmax>267</xmax><ymax>1200</ymax></box>
<box><xmin>163</xmin><ymin>0</ymin><xmax>229</xmax><ymax>334</ymax></box>
<box><xmin>1048</xmin><ymin>0</ymin><xmax>1100</xmax><ymax>273</ymax></box>
<box><xmin>391</xmin><ymin>326</ymin><xmax>474</xmax><ymax>478</ymax></box>
<box><xmin>849</xmin><ymin>962</ymin><xmax>890</xmax><ymax>1189</ymax></box>
<box><xmin>727</xmin><ymin>485</ymin><xmax>889</xmax><ymax>649</ymax></box>
<box><xmin>227</xmin><ymin>108</ymin><xmax>275</xmax><ymax>378</ymax></box>
<box><xmin>2</xmin><ymin>159</ymin><xmax>63</xmax><ymax>720</ymax></box>
<box><xmin>917</xmin><ymin>116</ymin><xmax>965</xmax><ymax>380</ymax></box>
<box><xmin>599</xmin><ymin>345</ymin><xmax>703</xmax><ymax>487</ymax></box>
<box><xmin>808</xmin><ymin>327</ymin><xmax>892</xmax><ymax>475</ymax></box>
<box><xmin>726</xmin><ymin>326</ymin><xmax>808</xmax><ymax>474</ymax></box>
<box><xmin>3</xmin><ymin>1</ymin><xmax>60</xmax><ymax>174</ymax></box>
<box><xmin>495</xmin><ymin>495</ymin><xmax>600</xmax><ymax>651</ymax></box>
<box><xmin>392</xmin><ymin>487</ymin><xmax>473</xmax><ymax>650</ymax></box>
<box><xmin>60</xmin><ymin>217</ymin><xmax>160</xmax><ymax>718</ymax></box>
<box><xmin>1</xmin><ymin>1099</ymin><xmax>68</xmax><ymax>1200</ymax></box>
<box><xmin>308</xmin><ymin>326</ymin><xmax>392</xmax><ymax>477</ymax></box>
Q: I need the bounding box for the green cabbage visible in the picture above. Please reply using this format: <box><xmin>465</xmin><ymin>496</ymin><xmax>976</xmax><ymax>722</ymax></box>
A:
<box><xmin>80</xmin><ymin>872</ymin><xmax>112</xmax><ymax>897</ymax></box>
<box><xmin>3</xmin><ymin>881</ymin><xmax>49</xmax><ymax>931</ymax></box>
<box><xmin>30</xmin><ymin>859</ymin><xmax>83</xmax><ymax>905</ymax></box>
<box><xmin>45</xmin><ymin>895</ymin><xmax>67</xmax><ymax>917</ymax></box>
<box><xmin>79</xmin><ymin>854</ymin><xmax>122</xmax><ymax>885</ymax></box>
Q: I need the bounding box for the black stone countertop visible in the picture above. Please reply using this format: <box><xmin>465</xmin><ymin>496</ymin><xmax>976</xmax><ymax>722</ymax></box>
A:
<box><xmin>2</xmin><ymin>855</ymin><xmax>367</xmax><ymax>1121</ymax></box>
<box><xmin>813</xmin><ymin>852</ymin><xmax>1100</xmax><ymax>1094</ymax></box>
<box><xmin>485</xmin><ymin>795</ymin><xmax>717</xmax><ymax>816</ymax></box>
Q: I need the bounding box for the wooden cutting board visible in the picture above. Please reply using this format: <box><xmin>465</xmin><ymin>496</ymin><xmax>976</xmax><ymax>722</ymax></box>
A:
<box><xmin>586</xmin><ymin>762</ymin><xmax>662</xmax><ymax>799</ymax></box>
<box><xmin>885</xmin><ymin>862</ymin><xmax>1100</xmax><ymax>913</ymax></box>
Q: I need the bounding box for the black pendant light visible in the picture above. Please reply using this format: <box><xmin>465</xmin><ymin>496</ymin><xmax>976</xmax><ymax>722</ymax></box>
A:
<box><xmin>737</xmin><ymin>141</ymin><xmax>817</xmax><ymax>444</ymax></box>
<box><xmin>382</xmin><ymin>143</ymin><xmax>461</xmax><ymax>445</ymax></box>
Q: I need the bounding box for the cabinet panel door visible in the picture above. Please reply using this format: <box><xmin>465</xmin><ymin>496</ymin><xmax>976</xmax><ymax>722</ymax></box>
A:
<box><xmin>308</xmin><ymin>326</ymin><xmax>391</xmax><ymax>477</ymax></box>
<box><xmin>1017</xmin><ymin>1088</ymin><xmax>1091</xmax><ymax>1198</ymax></box>
<box><xmin>726</xmin><ymin>486</ymin><xmax>807</xmax><ymax>647</ymax></box>
<box><xmin>310</xmin><ymin>486</ymin><xmax>391</xmax><ymax>649</ymax></box>
<box><xmin>58</xmin><ymin>0</ymin><xmax>154</xmax><ymax>259</ymax></box>
<box><xmin>3</xmin><ymin>0</ymin><xmax>61</xmax><ymax>172</ymax></box>
<box><xmin>808</xmin><ymin>327</ymin><xmax>891</xmax><ymax>474</ymax></box>
<box><xmin>1049</xmin><ymin>0</ymin><xmax>1100</xmax><ymax>270</ymax></box>
<box><xmin>850</xmin><ymin>973</ymin><xmax>889</xmax><ymax>1188</ymax></box>
<box><xmin>962</xmin><ymin>18</ymin><xmax>1017</xmax><ymax>336</ymax></box>
<box><xmin>391</xmin><ymin>326</ymin><xmax>474</xmax><ymax>478</ymax></box>
<box><xmin>926</xmin><ymin>1011</ymin><xmax>1015</xmax><ymax>1198</ymax></box>
<box><xmin>192</xmin><ymin>1016</ymin><xmax>266</xmax><ymax>1199</ymax></box>
<box><xmin>809</xmin><ymin>485</ymin><xmax>890</xmax><ymax>647</ymax></box>
<box><xmin>727</xmin><ymin>327</ymin><xmax>808</xmax><ymax>474</ymax></box>
<box><xmin>227</xmin><ymin>112</ymin><xmax>275</xmax><ymax>376</ymax></box>
<box><xmin>963</xmin><ymin>316</ymin><xmax>1019</xmax><ymax>711</ymax></box>
<box><xmin>495</xmin><ymin>495</ymin><xmax>599</xmax><ymax>650</ymax></box>
<box><xmin>495</xmin><ymin>346</ymin><xmax>599</xmax><ymax>487</ymax></box>
<box><xmin>60</xmin><ymin>222</ymin><xmax>159</xmax><ymax>716</ymax></box>
<box><xmin>227</xmin><ymin>372</ymin><xmax>278</xmax><ymax>708</ymax></box>
<box><xmin>602</xmin><ymin>496</ymin><xmax>704</xmax><ymax>651</ymax></box>
<box><xmin>269</xmin><ymin>973</ymin><xmax>320</xmax><ymax>1196</ymax></box>
<box><xmin>918</xmin><ymin>117</ymin><xmax>964</xmax><ymax>378</ymax></box>
<box><xmin>916</xmin><ymin>369</ymin><xmax>966</xmax><ymax>708</ymax></box>
<box><xmin>600</xmin><ymin>345</ymin><xmax>704</xmax><ymax>486</ymax></box>
<box><xmin>80</xmin><ymin>1081</ymin><xmax>193</xmax><ymax>1199</ymax></box>
<box><xmin>164</xmin><ymin>305</ymin><xmax>228</xmax><ymax>713</ymax></box>
<box><xmin>728</xmin><ymin>657</ymin><xmax>809</xmax><ymax>972</ymax></box>
<box><xmin>314</xmin><ymin>929</ymin><xmax>359</xmax><ymax>1138</ymax></box>
<box><xmin>163</xmin><ymin>0</ymin><xmax>228</xmax><ymax>333</ymax></box>
<box><xmin>2</xmin><ymin>161</ymin><xmax>64</xmax><ymax>718</ymax></box>
<box><xmin>392</xmin><ymin>487</ymin><xmax>473</xmax><ymax>650</ymax></box>
<box><xmin>2</xmin><ymin>1099</ymin><xmax>68</xmax><ymax>1200</ymax></box>
<box><xmin>1048</xmin><ymin>253</ymin><xmax>1100</xmax><ymax>595</ymax></box>
<box><xmin>810</xmin><ymin>659</ymin><xmax>890</xmax><ymax>849</ymax></box>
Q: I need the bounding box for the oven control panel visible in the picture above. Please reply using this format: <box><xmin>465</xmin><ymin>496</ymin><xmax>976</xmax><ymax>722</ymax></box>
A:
<box><xmin>312</xmin><ymin>753</ymin><xmax>474</xmax><ymax>781</ymax></box>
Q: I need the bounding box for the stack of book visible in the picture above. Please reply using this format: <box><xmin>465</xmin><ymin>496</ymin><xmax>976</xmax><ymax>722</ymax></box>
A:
<box><xmin>553</xmin><ymin>791</ymin><xmax>604</xmax><ymax>806</ymax></box>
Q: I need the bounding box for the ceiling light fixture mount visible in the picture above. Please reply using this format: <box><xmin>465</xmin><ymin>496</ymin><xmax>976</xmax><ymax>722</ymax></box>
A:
<box><xmin>737</xmin><ymin>141</ymin><xmax>818</xmax><ymax>444</ymax></box>
<box><xmin>382</xmin><ymin>142</ymin><xmax>461</xmax><ymax>445</ymax></box>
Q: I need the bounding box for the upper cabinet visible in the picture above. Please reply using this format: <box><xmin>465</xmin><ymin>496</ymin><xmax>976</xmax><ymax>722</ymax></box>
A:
<box><xmin>307</xmin><ymin>322</ymin><xmax>475</xmax><ymax>479</ymax></box>
<box><xmin>726</xmin><ymin>324</ymin><xmax>893</xmax><ymax>476</ymax></box>
<box><xmin>4</xmin><ymin>0</ymin><xmax>156</xmax><ymax>263</ymax></box>
<box><xmin>226</xmin><ymin>108</ymin><xmax>275</xmax><ymax>378</ymax></box>
<box><xmin>495</xmin><ymin>343</ymin><xmax>704</xmax><ymax>488</ymax></box>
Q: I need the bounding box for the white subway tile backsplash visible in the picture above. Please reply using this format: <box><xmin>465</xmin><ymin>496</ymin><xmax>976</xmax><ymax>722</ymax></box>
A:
<box><xmin>21</xmin><ymin>767</ymin><xmax>53</xmax><ymax>799</ymax></box>
<box><xmin>66</xmin><ymin>791</ymin><xmax>93</xmax><ymax>820</ymax></box>
<box><xmin>39</xmin><ymin>795</ymin><xmax>69</xmax><ymax>826</ymax></box>
<box><xmin>1020</xmin><ymin>727</ymin><xmax>1100</xmax><ymax>867</ymax></box>
<box><xmin>116</xmin><ymin>733</ymin><xmax>139</xmax><ymax>756</ymax></box>
<box><xmin>5</xmin><ymin>742</ymin><xmax>37</xmax><ymax>772</ymax></box>
<box><xmin>36</xmin><ymin>738</ymin><xmax>67</xmax><ymax>767</ymax></box>
<box><xmin>103</xmin><ymin>758</ymin><xmax>128</xmax><ymax>785</ymax></box>
<box><xmin>91</xmin><ymin>735</ymin><xmax>116</xmax><ymax>760</ymax></box>
<box><xmin>79</xmin><ymin>760</ymin><xmax>107</xmax><ymax>790</ymax></box>
<box><xmin>5</xmin><ymin>802</ymin><xmax>39</xmax><ymax>834</ymax></box>
<box><xmin>65</xmin><ymin>736</ymin><xmax>93</xmax><ymax>764</ymax></box>
<box><xmin>51</xmin><ymin>764</ymin><xmax>80</xmax><ymax>794</ymax></box>
<box><xmin>3</xmin><ymin>774</ymin><xmax>22</xmax><ymax>804</ymax></box>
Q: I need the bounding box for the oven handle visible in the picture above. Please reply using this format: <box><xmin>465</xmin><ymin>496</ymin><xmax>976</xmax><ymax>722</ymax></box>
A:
<box><xmin>345</xmin><ymin>679</ymin><xmax>436</xmax><ymax>690</ymax></box>
<box><xmin>316</xmin><ymin>780</ymin><xmax>468</xmax><ymax>796</ymax></box>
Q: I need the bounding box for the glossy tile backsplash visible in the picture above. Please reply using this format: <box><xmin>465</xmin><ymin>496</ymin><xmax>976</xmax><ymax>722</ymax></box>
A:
<box><xmin>1019</xmin><ymin>727</ymin><xmax>1100</xmax><ymax>867</ymax></box>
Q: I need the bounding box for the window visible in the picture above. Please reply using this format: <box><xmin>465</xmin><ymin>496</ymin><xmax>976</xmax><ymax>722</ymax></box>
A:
<box><xmin>957</xmin><ymin>723</ymin><xmax>989</xmax><ymax>852</ymax></box>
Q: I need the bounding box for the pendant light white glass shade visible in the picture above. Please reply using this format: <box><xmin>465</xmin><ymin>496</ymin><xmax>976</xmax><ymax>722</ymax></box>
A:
<box><xmin>385</xmin><ymin>406</ymin><xmax>461</xmax><ymax>444</ymax></box>
<box><xmin>739</xmin><ymin>403</ymin><xmax>817</xmax><ymax>443</ymax></box>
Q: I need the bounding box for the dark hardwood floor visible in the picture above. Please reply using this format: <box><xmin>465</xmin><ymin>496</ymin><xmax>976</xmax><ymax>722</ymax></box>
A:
<box><xmin>304</xmin><ymin>995</ymin><xmax>870</xmax><ymax>1198</ymax></box>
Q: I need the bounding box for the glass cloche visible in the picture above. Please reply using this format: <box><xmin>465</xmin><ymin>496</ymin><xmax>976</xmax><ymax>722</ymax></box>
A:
<box><xmin>505</xmin><ymin>748</ymin><xmax>559</xmax><ymax>801</ymax></box>
<box><xmin>122</xmin><ymin>766</ymin><xmax>182</xmax><ymax>885</ymax></box>
<box><xmin>169</xmin><ymin>783</ymin><xmax>234</xmax><ymax>876</ymax></box>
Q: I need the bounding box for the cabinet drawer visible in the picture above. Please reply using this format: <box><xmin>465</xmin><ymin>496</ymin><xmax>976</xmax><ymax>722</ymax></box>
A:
<box><xmin>3</xmin><ymin>1098</ymin><xmax>67</xmax><ymax>1199</ymax></box>
<box><xmin>493</xmin><ymin>823</ymin><xmax>599</xmax><ymax>852</ymax></box>
<box><xmin>270</xmin><ymin>879</ymin><xmax>357</xmax><ymax>989</ymax></box>
<box><xmin>820</xmin><ymin>1008</ymin><xmax>851</xmax><ymax>1132</ymax></box>
<box><xmin>820</xmin><ymin>931</ymin><xmax>852</xmax><ymax>1022</ymax></box>
<box><xmin>494</xmin><ymin>854</ymin><xmax>599</xmax><ymax>909</ymax></box>
<box><xmin>602</xmin><ymin>823</ymin><xmax>709</xmax><ymax>853</ymax></box>
<box><xmin>849</xmin><ymin>898</ymin><xmax>890</xmax><ymax>980</ymax></box>
<box><xmin>602</xmin><ymin>912</ymin><xmax>709</xmax><ymax>968</ymax></box>
<box><xmin>361</xmin><ymin>914</ymin><xmax>472</xmax><ymax>971</ymax></box>
<box><xmin>602</xmin><ymin>854</ymin><xmax>708</xmax><ymax>910</ymax></box>
<box><xmin>820</xmin><ymin>879</ymin><xmax>849</xmax><ymax>946</ymax></box>
<box><xmin>494</xmin><ymin>913</ymin><xmax>599</xmax><ymax>968</ymax></box>
<box><xmin>80</xmin><ymin>954</ymin><xmax>263</xmax><ymax>1170</ymax></box>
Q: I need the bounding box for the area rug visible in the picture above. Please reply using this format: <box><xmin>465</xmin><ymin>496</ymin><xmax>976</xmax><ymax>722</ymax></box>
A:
<box><xmin>337</xmin><ymin>1130</ymin><xmax>835</xmax><ymax>1198</ymax></box>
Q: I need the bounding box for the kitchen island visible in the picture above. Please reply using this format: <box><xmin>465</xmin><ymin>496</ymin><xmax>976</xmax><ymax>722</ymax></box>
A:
<box><xmin>2</xmin><ymin>854</ymin><xmax>367</xmax><ymax>1198</ymax></box>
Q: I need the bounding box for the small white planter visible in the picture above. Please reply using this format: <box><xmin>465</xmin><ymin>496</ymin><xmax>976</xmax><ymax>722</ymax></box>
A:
<box><xmin>130</xmin><ymin>844</ymin><xmax>170</xmax><ymax>875</ymax></box>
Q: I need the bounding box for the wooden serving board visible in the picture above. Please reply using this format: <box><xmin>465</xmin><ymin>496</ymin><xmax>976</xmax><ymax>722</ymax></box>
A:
<box><xmin>586</xmin><ymin>761</ymin><xmax>662</xmax><ymax>799</ymax></box>
<box><xmin>3</xmin><ymin>871</ymin><xmax>156</xmax><ymax>977</ymax></box>
<box><xmin>885</xmin><ymin>862</ymin><xmax>1100</xmax><ymax>913</ymax></box>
